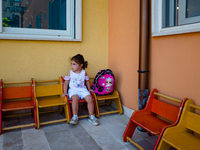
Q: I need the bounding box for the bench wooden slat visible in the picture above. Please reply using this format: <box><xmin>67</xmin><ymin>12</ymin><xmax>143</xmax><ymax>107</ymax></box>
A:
<box><xmin>131</xmin><ymin>114</ymin><xmax>170</xmax><ymax>135</ymax></box>
<box><xmin>151</xmin><ymin>98</ymin><xmax>180</xmax><ymax>122</ymax></box>
<box><xmin>35</xmin><ymin>84</ymin><xmax>61</xmax><ymax>97</ymax></box>
<box><xmin>2</xmin><ymin>100</ymin><xmax>34</xmax><ymax>111</ymax></box>
<box><xmin>37</xmin><ymin>97</ymin><xmax>67</xmax><ymax>108</ymax></box>
<box><xmin>163</xmin><ymin>132</ymin><xmax>200</xmax><ymax>150</ymax></box>
<box><xmin>186</xmin><ymin>112</ymin><xmax>200</xmax><ymax>134</ymax></box>
<box><xmin>3</xmin><ymin>86</ymin><xmax>32</xmax><ymax>99</ymax></box>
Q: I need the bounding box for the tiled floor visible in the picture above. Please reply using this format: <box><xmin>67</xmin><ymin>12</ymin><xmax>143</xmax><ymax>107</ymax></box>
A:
<box><xmin>1</xmin><ymin>106</ymin><xmax>158</xmax><ymax>150</ymax></box>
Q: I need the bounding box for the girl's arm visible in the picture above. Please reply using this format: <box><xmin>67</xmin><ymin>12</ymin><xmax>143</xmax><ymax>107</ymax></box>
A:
<box><xmin>62</xmin><ymin>71</ymin><xmax>70</xmax><ymax>98</ymax></box>
<box><xmin>85</xmin><ymin>72</ymin><xmax>93</xmax><ymax>92</ymax></box>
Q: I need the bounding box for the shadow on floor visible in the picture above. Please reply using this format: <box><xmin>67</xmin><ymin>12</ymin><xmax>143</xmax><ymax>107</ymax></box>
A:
<box><xmin>1</xmin><ymin>106</ymin><xmax>161</xmax><ymax>150</ymax></box>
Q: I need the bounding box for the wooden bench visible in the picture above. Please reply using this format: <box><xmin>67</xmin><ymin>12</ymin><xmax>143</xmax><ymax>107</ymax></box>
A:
<box><xmin>0</xmin><ymin>79</ymin><xmax>37</xmax><ymax>134</ymax></box>
<box><xmin>156</xmin><ymin>99</ymin><xmax>200</xmax><ymax>150</ymax></box>
<box><xmin>122</xmin><ymin>89</ymin><xmax>187</xmax><ymax>150</ymax></box>
<box><xmin>90</xmin><ymin>78</ymin><xmax>122</xmax><ymax>117</ymax></box>
<box><xmin>34</xmin><ymin>77</ymin><xmax>69</xmax><ymax>129</ymax></box>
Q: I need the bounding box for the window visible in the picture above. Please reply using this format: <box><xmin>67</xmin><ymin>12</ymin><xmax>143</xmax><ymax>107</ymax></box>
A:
<box><xmin>152</xmin><ymin>0</ymin><xmax>200</xmax><ymax>36</ymax></box>
<box><xmin>0</xmin><ymin>0</ymin><xmax>82</xmax><ymax>41</ymax></box>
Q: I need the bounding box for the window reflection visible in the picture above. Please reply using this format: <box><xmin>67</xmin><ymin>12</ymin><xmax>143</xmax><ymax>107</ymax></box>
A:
<box><xmin>2</xmin><ymin>0</ymin><xmax>66</xmax><ymax>30</ymax></box>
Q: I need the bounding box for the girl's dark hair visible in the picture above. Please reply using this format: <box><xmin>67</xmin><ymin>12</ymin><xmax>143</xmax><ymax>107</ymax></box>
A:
<box><xmin>71</xmin><ymin>54</ymin><xmax>88</xmax><ymax>69</ymax></box>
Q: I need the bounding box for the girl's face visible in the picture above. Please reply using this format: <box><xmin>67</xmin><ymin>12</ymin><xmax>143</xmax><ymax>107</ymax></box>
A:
<box><xmin>71</xmin><ymin>60</ymin><xmax>83</xmax><ymax>73</ymax></box>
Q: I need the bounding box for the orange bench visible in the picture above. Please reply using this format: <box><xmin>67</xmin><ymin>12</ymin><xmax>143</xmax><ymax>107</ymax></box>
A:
<box><xmin>122</xmin><ymin>89</ymin><xmax>187</xmax><ymax>150</ymax></box>
<box><xmin>0</xmin><ymin>79</ymin><xmax>37</xmax><ymax>134</ymax></box>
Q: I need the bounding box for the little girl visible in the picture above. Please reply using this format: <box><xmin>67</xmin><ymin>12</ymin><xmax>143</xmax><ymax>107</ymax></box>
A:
<box><xmin>62</xmin><ymin>54</ymin><xmax>99</xmax><ymax>126</ymax></box>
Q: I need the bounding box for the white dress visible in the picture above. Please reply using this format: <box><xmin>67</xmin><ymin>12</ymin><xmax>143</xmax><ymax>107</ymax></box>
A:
<box><xmin>64</xmin><ymin>69</ymin><xmax>90</xmax><ymax>99</ymax></box>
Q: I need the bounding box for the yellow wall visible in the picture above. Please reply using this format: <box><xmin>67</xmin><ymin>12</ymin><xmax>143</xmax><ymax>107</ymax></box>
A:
<box><xmin>108</xmin><ymin>0</ymin><xmax>140</xmax><ymax>110</ymax></box>
<box><xmin>0</xmin><ymin>0</ymin><xmax>108</xmax><ymax>82</ymax></box>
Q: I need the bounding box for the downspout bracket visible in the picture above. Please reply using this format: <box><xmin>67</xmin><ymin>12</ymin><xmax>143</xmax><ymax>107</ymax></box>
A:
<box><xmin>137</xmin><ymin>70</ymin><xmax>150</xmax><ymax>73</ymax></box>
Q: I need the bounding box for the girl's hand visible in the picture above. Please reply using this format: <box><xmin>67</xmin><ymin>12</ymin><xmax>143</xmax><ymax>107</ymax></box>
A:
<box><xmin>62</xmin><ymin>93</ymin><xmax>68</xmax><ymax>98</ymax></box>
<box><xmin>89</xmin><ymin>89</ymin><xmax>94</xmax><ymax>93</ymax></box>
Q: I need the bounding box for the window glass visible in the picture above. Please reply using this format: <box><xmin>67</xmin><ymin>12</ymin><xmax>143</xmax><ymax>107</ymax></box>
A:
<box><xmin>152</xmin><ymin>0</ymin><xmax>200</xmax><ymax>36</ymax></box>
<box><xmin>186</xmin><ymin>0</ymin><xmax>200</xmax><ymax>18</ymax></box>
<box><xmin>2</xmin><ymin>0</ymin><xmax>66</xmax><ymax>30</ymax></box>
<box><xmin>162</xmin><ymin>0</ymin><xmax>178</xmax><ymax>28</ymax></box>
<box><xmin>0</xmin><ymin>0</ymin><xmax>83</xmax><ymax>41</ymax></box>
<box><xmin>162</xmin><ymin>0</ymin><xmax>200</xmax><ymax>27</ymax></box>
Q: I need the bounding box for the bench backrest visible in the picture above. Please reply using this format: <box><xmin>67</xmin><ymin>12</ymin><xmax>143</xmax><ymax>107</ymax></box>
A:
<box><xmin>0</xmin><ymin>79</ymin><xmax>33</xmax><ymax>100</ymax></box>
<box><xmin>184</xmin><ymin>100</ymin><xmax>200</xmax><ymax>134</ymax></box>
<box><xmin>147</xmin><ymin>89</ymin><xmax>185</xmax><ymax>123</ymax></box>
<box><xmin>151</xmin><ymin>98</ymin><xmax>180</xmax><ymax>122</ymax></box>
<box><xmin>34</xmin><ymin>77</ymin><xmax>63</xmax><ymax>98</ymax></box>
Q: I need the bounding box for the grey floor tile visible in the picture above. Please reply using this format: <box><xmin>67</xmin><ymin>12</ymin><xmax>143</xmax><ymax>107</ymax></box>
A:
<box><xmin>67</xmin><ymin>122</ymin><xmax>102</xmax><ymax>150</ymax></box>
<box><xmin>4</xmin><ymin>145</ymin><xmax>23</xmax><ymax>150</ymax></box>
<box><xmin>22</xmin><ymin>128</ymin><xmax>50</xmax><ymax>150</ymax></box>
<box><xmin>99</xmin><ymin>115</ymin><xmax>127</xmax><ymax>145</ymax></box>
<box><xmin>131</xmin><ymin>128</ymin><xmax>149</xmax><ymax>142</ymax></box>
<box><xmin>23</xmin><ymin>143</ymin><xmax>51</xmax><ymax>150</ymax></box>
<box><xmin>80</xmin><ymin>119</ymin><xmax>128</xmax><ymax>150</ymax></box>
<box><xmin>1</xmin><ymin>107</ymin><xmax>160</xmax><ymax>150</ymax></box>
<box><xmin>145</xmin><ymin>135</ymin><xmax>158</xmax><ymax>145</ymax></box>
<box><xmin>136</xmin><ymin>139</ymin><xmax>154</xmax><ymax>150</ymax></box>
<box><xmin>3</xmin><ymin>130</ymin><xmax>23</xmax><ymax>150</ymax></box>
<box><xmin>98</xmin><ymin>105</ymin><xmax>116</xmax><ymax>114</ymax></box>
<box><xmin>3</xmin><ymin>117</ymin><xmax>20</xmax><ymax>128</ymax></box>
<box><xmin>113</xmin><ymin>114</ymin><xmax>130</xmax><ymax>125</ymax></box>
<box><xmin>45</xmin><ymin>130</ymin><xmax>83</xmax><ymax>150</ymax></box>
<box><xmin>125</xmin><ymin>143</ymin><xmax>140</xmax><ymax>150</ymax></box>
<box><xmin>42</xmin><ymin>122</ymin><xmax>69</xmax><ymax>133</ymax></box>
<box><xmin>19</xmin><ymin>114</ymin><xmax>35</xmax><ymax>125</ymax></box>
<box><xmin>39</xmin><ymin>112</ymin><xmax>61</xmax><ymax>123</ymax></box>
<box><xmin>0</xmin><ymin>132</ymin><xmax>3</xmax><ymax>149</ymax></box>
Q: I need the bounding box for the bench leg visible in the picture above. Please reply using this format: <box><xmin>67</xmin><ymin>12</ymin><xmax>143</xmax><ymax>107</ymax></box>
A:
<box><xmin>59</xmin><ymin>106</ymin><xmax>63</xmax><ymax>114</ymax></box>
<box><xmin>123</xmin><ymin>120</ymin><xmax>137</xmax><ymax>142</ymax></box>
<box><xmin>0</xmin><ymin>106</ymin><xmax>2</xmax><ymax>134</ymax></box>
<box><xmin>113</xmin><ymin>98</ymin><xmax>123</xmax><ymax>115</ymax></box>
<box><xmin>34</xmin><ymin>106</ymin><xmax>37</xmax><ymax>129</ymax></box>
<box><xmin>36</xmin><ymin>106</ymin><xmax>40</xmax><ymax>129</ymax></box>
<box><xmin>64</xmin><ymin>105</ymin><xmax>70</xmax><ymax>124</ymax></box>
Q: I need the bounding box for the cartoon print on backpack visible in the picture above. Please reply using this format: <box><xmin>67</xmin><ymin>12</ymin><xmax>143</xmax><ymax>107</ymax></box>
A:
<box><xmin>105</xmin><ymin>77</ymin><xmax>113</xmax><ymax>92</ymax></box>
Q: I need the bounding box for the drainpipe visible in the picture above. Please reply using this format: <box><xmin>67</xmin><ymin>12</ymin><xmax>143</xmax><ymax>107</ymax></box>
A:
<box><xmin>138</xmin><ymin>0</ymin><xmax>150</xmax><ymax>121</ymax></box>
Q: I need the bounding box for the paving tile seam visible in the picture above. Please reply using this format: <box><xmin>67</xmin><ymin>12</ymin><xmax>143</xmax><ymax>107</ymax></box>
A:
<box><xmin>22</xmin><ymin>128</ymin><xmax>52</xmax><ymax>150</ymax></box>
<box><xmin>79</xmin><ymin>121</ymin><xmax>104</xmax><ymax>150</ymax></box>
<box><xmin>80</xmin><ymin>119</ymin><xmax>127</xmax><ymax>150</ymax></box>
<box><xmin>67</xmin><ymin>124</ymin><xmax>84</xmax><ymax>150</ymax></box>
<box><xmin>101</xmin><ymin>124</ymin><xmax>126</xmax><ymax>146</ymax></box>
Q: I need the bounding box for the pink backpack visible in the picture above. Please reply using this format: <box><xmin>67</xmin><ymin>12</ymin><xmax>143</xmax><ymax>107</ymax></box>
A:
<box><xmin>91</xmin><ymin>69</ymin><xmax>115</xmax><ymax>95</ymax></box>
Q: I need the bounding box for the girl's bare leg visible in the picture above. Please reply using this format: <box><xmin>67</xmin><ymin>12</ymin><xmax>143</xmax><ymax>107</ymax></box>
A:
<box><xmin>71</xmin><ymin>95</ymin><xmax>79</xmax><ymax>115</ymax></box>
<box><xmin>84</xmin><ymin>95</ymin><xmax>94</xmax><ymax>116</ymax></box>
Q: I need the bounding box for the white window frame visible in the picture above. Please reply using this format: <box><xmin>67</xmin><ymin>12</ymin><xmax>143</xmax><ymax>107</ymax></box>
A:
<box><xmin>0</xmin><ymin>0</ymin><xmax>82</xmax><ymax>41</ymax></box>
<box><xmin>152</xmin><ymin>0</ymin><xmax>200</xmax><ymax>37</ymax></box>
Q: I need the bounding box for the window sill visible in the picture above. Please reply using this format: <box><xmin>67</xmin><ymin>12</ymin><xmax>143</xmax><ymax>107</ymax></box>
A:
<box><xmin>0</xmin><ymin>33</ymin><xmax>82</xmax><ymax>41</ymax></box>
<box><xmin>152</xmin><ymin>22</ymin><xmax>200</xmax><ymax>37</ymax></box>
